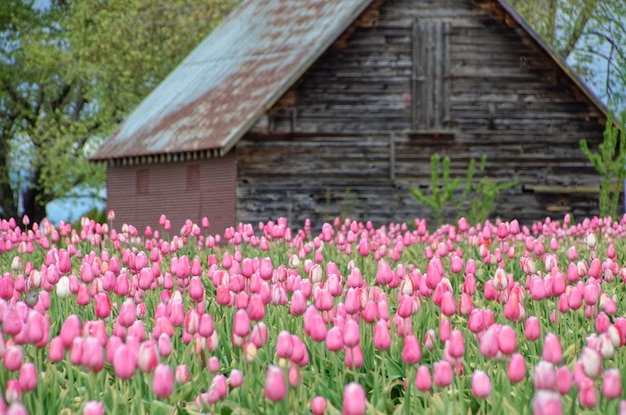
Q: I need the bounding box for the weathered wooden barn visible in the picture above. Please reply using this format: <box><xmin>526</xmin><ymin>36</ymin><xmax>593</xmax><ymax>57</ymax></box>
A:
<box><xmin>91</xmin><ymin>0</ymin><xmax>612</xmax><ymax>233</ymax></box>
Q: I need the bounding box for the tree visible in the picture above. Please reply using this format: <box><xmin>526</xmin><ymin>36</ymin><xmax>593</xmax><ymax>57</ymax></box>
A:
<box><xmin>510</xmin><ymin>0</ymin><xmax>626</xmax><ymax>111</ymax></box>
<box><xmin>0</xmin><ymin>0</ymin><xmax>237</xmax><ymax>223</ymax></box>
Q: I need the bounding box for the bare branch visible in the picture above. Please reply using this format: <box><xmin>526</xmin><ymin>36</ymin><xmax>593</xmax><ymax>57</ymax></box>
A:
<box><xmin>561</xmin><ymin>0</ymin><xmax>598</xmax><ymax>58</ymax></box>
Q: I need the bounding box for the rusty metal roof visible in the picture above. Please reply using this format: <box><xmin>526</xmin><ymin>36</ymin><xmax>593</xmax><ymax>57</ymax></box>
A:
<box><xmin>91</xmin><ymin>0</ymin><xmax>610</xmax><ymax>163</ymax></box>
<box><xmin>90</xmin><ymin>0</ymin><xmax>373</xmax><ymax>162</ymax></box>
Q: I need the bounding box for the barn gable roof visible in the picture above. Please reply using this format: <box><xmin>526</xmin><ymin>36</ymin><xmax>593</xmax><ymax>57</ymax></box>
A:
<box><xmin>91</xmin><ymin>0</ymin><xmax>609</xmax><ymax>164</ymax></box>
<box><xmin>90</xmin><ymin>0</ymin><xmax>373</xmax><ymax>163</ymax></box>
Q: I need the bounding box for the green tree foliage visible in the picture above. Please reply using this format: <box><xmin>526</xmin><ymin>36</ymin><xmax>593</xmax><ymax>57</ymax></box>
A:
<box><xmin>0</xmin><ymin>0</ymin><xmax>238</xmax><ymax>223</ymax></box>
<box><xmin>510</xmin><ymin>0</ymin><xmax>626</xmax><ymax>111</ymax></box>
<box><xmin>579</xmin><ymin>112</ymin><xmax>626</xmax><ymax>219</ymax></box>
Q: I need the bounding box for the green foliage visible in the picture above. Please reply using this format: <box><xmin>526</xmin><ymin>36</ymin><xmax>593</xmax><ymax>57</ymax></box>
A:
<box><xmin>410</xmin><ymin>154</ymin><xmax>460</xmax><ymax>227</ymax></box>
<box><xmin>410</xmin><ymin>154</ymin><xmax>519</xmax><ymax>227</ymax></box>
<box><xmin>579</xmin><ymin>112</ymin><xmax>626</xmax><ymax>219</ymax></box>
<box><xmin>510</xmin><ymin>0</ymin><xmax>626</xmax><ymax>110</ymax></box>
<box><xmin>467</xmin><ymin>156</ymin><xmax>520</xmax><ymax>225</ymax></box>
<box><xmin>0</xmin><ymin>0</ymin><xmax>238</xmax><ymax>222</ymax></box>
<box><xmin>325</xmin><ymin>187</ymin><xmax>358</xmax><ymax>222</ymax></box>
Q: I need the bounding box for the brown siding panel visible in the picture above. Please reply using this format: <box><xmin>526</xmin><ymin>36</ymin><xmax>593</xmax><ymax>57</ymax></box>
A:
<box><xmin>107</xmin><ymin>153</ymin><xmax>236</xmax><ymax>235</ymax></box>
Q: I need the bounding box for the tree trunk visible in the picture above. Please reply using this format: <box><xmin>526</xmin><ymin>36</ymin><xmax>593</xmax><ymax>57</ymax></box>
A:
<box><xmin>0</xmin><ymin>140</ymin><xmax>18</xmax><ymax>220</ymax></box>
<box><xmin>21</xmin><ymin>168</ymin><xmax>49</xmax><ymax>225</ymax></box>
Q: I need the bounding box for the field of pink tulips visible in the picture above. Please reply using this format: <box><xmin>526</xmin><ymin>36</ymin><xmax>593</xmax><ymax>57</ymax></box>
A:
<box><xmin>0</xmin><ymin>212</ymin><xmax>626</xmax><ymax>414</ymax></box>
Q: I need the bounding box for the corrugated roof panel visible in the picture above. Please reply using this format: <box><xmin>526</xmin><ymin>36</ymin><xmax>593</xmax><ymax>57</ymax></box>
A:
<box><xmin>91</xmin><ymin>0</ymin><xmax>372</xmax><ymax>161</ymax></box>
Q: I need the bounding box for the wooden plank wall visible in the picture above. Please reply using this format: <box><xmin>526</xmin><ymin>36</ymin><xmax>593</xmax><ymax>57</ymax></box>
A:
<box><xmin>238</xmin><ymin>0</ymin><xmax>610</xmax><ymax>229</ymax></box>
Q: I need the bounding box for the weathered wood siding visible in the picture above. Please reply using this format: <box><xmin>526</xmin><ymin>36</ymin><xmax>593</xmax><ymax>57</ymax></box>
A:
<box><xmin>238</xmin><ymin>0</ymin><xmax>609</xmax><ymax>228</ymax></box>
<box><xmin>107</xmin><ymin>154</ymin><xmax>236</xmax><ymax>234</ymax></box>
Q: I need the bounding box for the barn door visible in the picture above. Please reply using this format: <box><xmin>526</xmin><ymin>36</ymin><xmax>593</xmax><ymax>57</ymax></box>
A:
<box><xmin>411</xmin><ymin>19</ymin><xmax>452</xmax><ymax>130</ymax></box>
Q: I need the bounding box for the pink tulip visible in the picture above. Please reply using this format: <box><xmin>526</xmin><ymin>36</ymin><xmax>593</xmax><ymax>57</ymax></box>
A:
<box><xmin>464</xmin><ymin>274</ymin><xmax>477</xmax><ymax>296</ymax></box>
<box><xmin>175</xmin><ymin>365</ymin><xmax>190</xmax><ymax>385</ymax></box>
<box><xmin>113</xmin><ymin>344</ymin><xmax>137</xmax><ymax>379</ymax></box>
<box><xmin>4</xmin><ymin>346</ymin><xmax>23</xmax><ymax>372</ymax></box>
<box><xmin>198</xmin><ymin>313</ymin><xmax>214</xmax><ymax>338</ymax></box>
<box><xmin>433</xmin><ymin>360</ymin><xmax>453</xmax><ymax>387</ymax></box>
<box><xmin>70</xmin><ymin>337</ymin><xmax>85</xmax><ymax>365</ymax></box>
<box><xmin>479</xmin><ymin>326</ymin><xmax>499</xmax><ymax>358</ymax></box>
<box><xmin>440</xmin><ymin>291</ymin><xmax>456</xmax><ymax>316</ymax></box>
<box><xmin>184</xmin><ymin>309</ymin><xmax>200</xmax><ymax>335</ymax></box>
<box><xmin>275</xmin><ymin>331</ymin><xmax>294</xmax><ymax>358</ymax></box>
<box><xmin>264</xmin><ymin>365</ymin><xmax>287</xmax><ymax>402</ymax></box>
<box><xmin>118</xmin><ymin>299</ymin><xmax>137</xmax><ymax>328</ymax></box>
<box><xmin>471</xmin><ymin>370</ymin><xmax>491</xmax><ymax>398</ymax></box>
<box><xmin>81</xmin><ymin>336</ymin><xmax>104</xmax><ymax>372</ymax></box>
<box><xmin>343</xmin><ymin>382</ymin><xmax>366</xmax><ymax>415</ymax></box>
<box><xmin>167</xmin><ymin>300</ymin><xmax>184</xmax><ymax>327</ymax></box>
<box><xmin>94</xmin><ymin>293</ymin><xmax>111</xmax><ymax>319</ymax></box>
<box><xmin>243</xmin><ymin>342</ymin><xmax>257</xmax><ymax>362</ymax></box>
<box><xmin>0</xmin><ymin>274</ymin><xmax>14</xmax><ymax>300</ymax></box>
<box><xmin>568</xmin><ymin>286</ymin><xmax>583</xmax><ymax>309</ymax></box>
<box><xmin>76</xmin><ymin>284</ymin><xmax>90</xmax><ymax>306</ymax></box>
<box><xmin>531</xmin><ymin>390</ymin><xmax>562</xmax><ymax>415</ymax></box>
<box><xmin>60</xmin><ymin>314</ymin><xmax>81</xmax><ymax>349</ymax></box>
<box><xmin>468</xmin><ymin>309</ymin><xmax>484</xmax><ymax>333</ymax></box>
<box><xmin>137</xmin><ymin>340</ymin><xmax>159</xmax><ymax>373</ymax></box>
<box><xmin>5</xmin><ymin>380</ymin><xmax>21</xmax><ymax>404</ymax></box>
<box><xmin>288</xmin><ymin>365</ymin><xmax>302</xmax><ymax>387</ymax></box>
<box><xmin>458</xmin><ymin>292</ymin><xmax>473</xmax><ymax>316</ymax></box>
<box><xmin>25</xmin><ymin>310</ymin><xmax>45</xmax><ymax>345</ymax></box>
<box><xmin>343</xmin><ymin>319</ymin><xmax>360</xmax><ymax>348</ymax></box>
<box><xmin>228</xmin><ymin>369</ymin><xmax>243</xmax><ymax>388</ymax></box>
<box><xmin>241</xmin><ymin>293</ymin><xmax>259</xmax><ymax>318</ymax></box>
<box><xmin>578</xmin><ymin>377</ymin><xmax>597</xmax><ymax>408</ymax></box>
<box><xmin>48</xmin><ymin>336</ymin><xmax>65</xmax><ymax>362</ymax></box>
<box><xmin>373</xmin><ymin>320</ymin><xmax>391</xmax><ymax>350</ymax></box>
<box><xmin>3</xmin><ymin>307</ymin><xmax>22</xmax><ymax>337</ymax></box>
<box><xmin>508</xmin><ymin>353</ymin><xmax>526</xmax><ymax>383</ymax></box>
<box><xmin>534</xmin><ymin>361</ymin><xmax>557</xmax><ymax>391</ymax></box>
<box><xmin>524</xmin><ymin>316</ymin><xmax>541</xmax><ymax>341</ymax></box>
<box><xmin>596</xmin><ymin>312</ymin><xmax>610</xmax><ymax>333</ymax></box>
<box><xmin>233</xmin><ymin>309</ymin><xmax>250</xmax><ymax>338</ymax></box>
<box><xmin>447</xmin><ymin>330</ymin><xmax>465</xmax><ymax>359</ymax></box>
<box><xmin>189</xmin><ymin>276</ymin><xmax>204</xmax><ymax>302</ymax></box>
<box><xmin>415</xmin><ymin>365</ymin><xmax>432</xmax><ymax>391</ymax></box>
<box><xmin>153</xmin><ymin>364</ymin><xmax>174</xmax><ymax>398</ymax></box>
<box><xmin>497</xmin><ymin>325</ymin><xmax>517</xmax><ymax>355</ymax></box>
<box><xmin>18</xmin><ymin>362</ymin><xmax>37</xmax><ymax>391</ymax></box>
<box><xmin>584</xmin><ymin>281</ymin><xmax>600</xmax><ymax>307</ymax></box>
<box><xmin>290</xmin><ymin>290</ymin><xmax>307</xmax><ymax>316</ymax></box>
<box><xmin>208</xmin><ymin>356</ymin><xmax>219</xmax><ymax>374</ymax></box>
<box><xmin>83</xmin><ymin>401</ymin><xmax>104</xmax><ymax>415</ymax></box>
<box><xmin>345</xmin><ymin>345</ymin><xmax>364</xmax><ymax>369</ymax></box>
<box><xmin>401</xmin><ymin>334</ymin><xmax>421</xmax><ymax>364</ymax></box>
<box><xmin>602</xmin><ymin>368</ymin><xmax>622</xmax><ymax>399</ymax></box>
<box><xmin>326</xmin><ymin>327</ymin><xmax>344</xmax><ymax>352</ymax></box>
<box><xmin>249</xmin><ymin>322</ymin><xmax>268</xmax><ymax>349</ymax></box>
<box><xmin>588</xmin><ymin>258</ymin><xmax>601</xmax><ymax>279</ymax></box>
<box><xmin>542</xmin><ymin>333</ymin><xmax>563</xmax><ymax>365</ymax></box>
<box><xmin>126</xmin><ymin>320</ymin><xmax>145</xmax><ymax>342</ymax></box>
<box><xmin>157</xmin><ymin>333</ymin><xmax>172</xmax><ymax>357</ymax></box>
<box><xmin>439</xmin><ymin>319</ymin><xmax>451</xmax><ymax>343</ymax></box>
<box><xmin>556</xmin><ymin>366</ymin><xmax>572</xmax><ymax>395</ymax></box>
<box><xmin>291</xmin><ymin>335</ymin><xmax>309</xmax><ymax>367</ymax></box>
<box><xmin>580</xmin><ymin>347</ymin><xmax>602</xmax><ymax>378</ymax></box>
<box><xmin>308</xmin><ymin>313</ymin><xmax>328</xmax><ymax>342</ymax></box>
<box><xmin>311</xmin><ymin>396</ymin><xmax>327</xmax><ymax>415</ymax></box>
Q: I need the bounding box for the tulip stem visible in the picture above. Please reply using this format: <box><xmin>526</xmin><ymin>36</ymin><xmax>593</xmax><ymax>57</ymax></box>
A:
<box><xmin>404</xmin><ymin>366</ymin><xmax>414</xmax><ymax>415</ymax></box>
